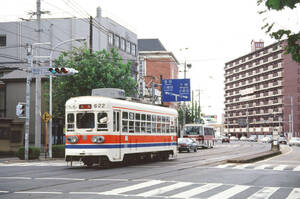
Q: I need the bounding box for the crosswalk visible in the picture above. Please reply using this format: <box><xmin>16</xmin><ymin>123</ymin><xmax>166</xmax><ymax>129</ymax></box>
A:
<box><xmin>85</xmin><ymin>180</ymin><xmax>300</xmax><ymax>199</ymax></box>
<box><xmin>214</xmin><ymin>163</ymin><xmax>300</xmax><ymax>171</ymax></box>
<box><xmin>10</xmin><ymin>179</ymin><xmax>297</xmax><ymax>199</ymax></box>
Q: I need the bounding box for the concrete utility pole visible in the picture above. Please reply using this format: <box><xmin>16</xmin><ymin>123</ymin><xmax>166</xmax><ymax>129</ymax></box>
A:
<box><xmin>35</xmin><ymin>0</ymin><xmax>42</xmax><ymax>148</ymax></box>
<box><xmin>24</xmin><ymin>44</ymin><xmax>33</xmax><ymax>160</ymax></box>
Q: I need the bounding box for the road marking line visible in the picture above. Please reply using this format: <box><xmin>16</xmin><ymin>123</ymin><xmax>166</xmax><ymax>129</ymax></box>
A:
<box><xmin>89</xmin><ymin>178</ymin><xmax>129</xmax><ymax>182</ymax></box>
<box><xmin>253</xmin><ymin>164</ymin><xmax>270</xmax><ymax>170</ymax></box>
<box><xmin>293</xmin><ymin>166</ymin><xmax>300</xmax><ymax>171</ymax></box>
<box><xmin>70</xmin><ymin>192</ymin><xmax>99</xmax><ymax>195</ymax></box>
<box><xmin>273</xmin><ymin>165</ymin><xmax>288</xmax><ymax>171</ymax></box>
<box><xmin>207</xmin><ymin>185</ymin><xmax>250</xmax><ymax>199</ymax></box>
<box><xmin>101</xmin><ymin>180</ymin><xmax>164</xmax><ymax>195</ymax></box>
<box><xmin>247</xmin><ymin>187</ymin><xmax>279</xmax><ymax>199</ymax></box>
<box><xmin>136</xmin><ymin>182</ymin><xmax>192</xmax><ymax>197</ymax></box>
<box><xmin>233</xmin><ymin>164</ymin><xmax>253</xmax><ymax>169</ymax></box>
<box><xmin>286</xmin><ymin>188</ymin><xmax>300</xmax><ymax>199</ymax></box>
<box><xmin>15</xmin><ymin>191</ymin><xmax>62</xmax><ymax>194</ymax></box>
<box><xmin>0</xmin><ymin>191</ymin><xmax>9</xmax><ymax>193</ymax></box>
<box><xmin>170</xmin><ymin>183</ymin><xmax>222</xmax><ymax>198</ymax></box>
<box><xmin>0</xmin><ymin>177</ymin><xmax>32</xmax><ymax>180</ymax></box>
<box><xmin>35</xmin><ymin>177</ymin><xmax>84</xmax><ymax>181</ymax></box>
<box><xmin>215</xmin><ymin>163</ymin><xmax>235</xmax><ymax>168</ymax></box>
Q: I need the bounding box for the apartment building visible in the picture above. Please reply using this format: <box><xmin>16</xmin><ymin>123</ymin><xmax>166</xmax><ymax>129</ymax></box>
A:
<box><xmin>224</xmin><ymin>40</ymin><xmax>300</xmax><ymax>139</ymax></box>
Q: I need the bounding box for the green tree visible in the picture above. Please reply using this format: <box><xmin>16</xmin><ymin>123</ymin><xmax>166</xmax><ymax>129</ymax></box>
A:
<box><xmin>258</xmin><ymin>0</ymin><xmax>300</xmax><ymax>62</ymax></box>
<box><xmin>49</xmin><ymin>47</ymin><xmax>137</xmax><ymax>118</ymax></box>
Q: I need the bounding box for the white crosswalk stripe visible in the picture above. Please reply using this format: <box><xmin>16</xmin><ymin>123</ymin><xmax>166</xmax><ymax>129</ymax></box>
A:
<box><xmin>286</xmin><ymin>188</ymin><xmax>300</xmax><ymax>199</ymax></box>
<box><xmin>273</xmin><ymin>165</ymin><xmax>288</xmax><ymax>171</ymax></box>
<box><xmin>233</xmin><ymin>163</ymin><xmax>253</xmax><ymax>169</ymax></box>
<box><xmin>247</xmin><ymin>187</ymin><xmax>279</xmax><ymax>199</ymax></box>
<box><xmin>101</xmin><ymin>180</ymin><xmax>164</xmax><ymax>195</ymax></box>
<box><xmin>169</xmin><ymin>183</ymin><xmax>222</xmax><ymax>198</ymax></box>
<box><xmin>215</xmin><ymin>163</ymin><xmax>234</xmax><ymax>168</ymax></box>
<box><xmin>207</xmin><ymin>185</ymin><xmax>250</xmax><ymax>199</ymax></box>
<box><xmin>253</xmin><ymin>164</ymin><xmax>271</xmax><ymax>170</ymax></box>
<box><xmin>136</xmin><ymin>182</ymin><xmax>192</xmax><ymax>197</ymax></box>
<box><xmin>293</xmin><ymin>166</ymin><xmax>300</xmax><ymax>171</ymax></box>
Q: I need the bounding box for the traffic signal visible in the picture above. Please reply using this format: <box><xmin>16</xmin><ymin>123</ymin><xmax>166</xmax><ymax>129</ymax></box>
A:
<box><xmin>48</xmin><ymin>67</ymin><xmax>78</xmax><ymax>76</ymax></box>
<box><xmin>16</xmin><ymin>102</ymin><xmax>26</xmax><ymax>117</ymax></box>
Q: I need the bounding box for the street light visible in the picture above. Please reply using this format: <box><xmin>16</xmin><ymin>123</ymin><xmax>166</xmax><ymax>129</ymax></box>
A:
<box><xmin>48</xmin><ymin>38</ymin><xmax>85</xmax><ymax>158</ymax></box>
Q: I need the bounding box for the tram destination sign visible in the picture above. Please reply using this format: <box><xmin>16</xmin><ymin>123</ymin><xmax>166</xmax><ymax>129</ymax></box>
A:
<box><xmin>162</xmin><ymin>79</ymin><xmax>191</xmax><ymax>102</ymax></box>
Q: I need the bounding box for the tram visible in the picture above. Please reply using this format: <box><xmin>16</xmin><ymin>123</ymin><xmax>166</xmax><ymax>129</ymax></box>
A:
<box><xmin>65</xmin><ymin>96</ymin><xmax>178</xmax><ymax>167</ymax></box>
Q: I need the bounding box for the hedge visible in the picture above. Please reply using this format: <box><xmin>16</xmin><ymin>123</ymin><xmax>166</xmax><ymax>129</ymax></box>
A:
<box><xmin>16</xmin><ymin>146</ymin><xmax>40</xmax><ymax>160</ymax></box>
<box><xmin>52</xmin><ymin>145</ymin><xmax>65</xmax><ymax>158</ymax></box>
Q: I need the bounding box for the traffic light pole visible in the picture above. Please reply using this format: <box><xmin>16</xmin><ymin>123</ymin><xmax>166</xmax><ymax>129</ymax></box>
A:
<box><xmin>25</xmin><ymin>44</ymin><xmax>33</xmax><ymax>160</ymax></box>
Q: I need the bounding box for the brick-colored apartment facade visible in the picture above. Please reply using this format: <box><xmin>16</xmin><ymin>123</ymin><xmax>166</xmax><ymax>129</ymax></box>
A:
<box><xmin>224</xmin><ymin>40</ymin><xmax>300</xmax><ymax>138</ymax></box>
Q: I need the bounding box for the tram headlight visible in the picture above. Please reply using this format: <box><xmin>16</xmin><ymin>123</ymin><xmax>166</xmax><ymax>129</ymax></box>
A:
<box><xmin>67</xmin><ymin>136</ymin><xmax>78</xmax><ymax>144</ymax></box>
<box><xmin>91</xmin><ymin>136</ymin><xmax>105</xmax><ymax>144</ymax></box>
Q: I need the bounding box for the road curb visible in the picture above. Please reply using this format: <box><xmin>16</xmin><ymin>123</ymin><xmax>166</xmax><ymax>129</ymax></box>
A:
<box><xmin>226</xmin><ymin>150</ymin><xmax>282</xmax><ymax>163</ymax></box>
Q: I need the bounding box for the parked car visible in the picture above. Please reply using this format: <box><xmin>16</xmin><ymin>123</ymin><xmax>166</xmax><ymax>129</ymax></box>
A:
<box><xmin>222</xmin><ymin>136</ymin><xmax>230</xmax><ymax>143</ymax></box>
<box><xmin>230</xmin><ymin>136</ymin><xmax>238</xmax><ymax>141</ymax></box>
<box><xmin>261</xmin><ymin>136</ymin><xmax>272</xmax><ymax>143</ymax></box>
<box><xmin>178</xmin><ymin>138</ymin><xmax>198</xmax><ymax>153</ymax></box>
<box><xmin>249</xmin><ymin>136</ymin><xmax>257</xmax><ymax>142</ymax></box>
<box><xmin>240</xmin><ymin>136</ymin><xmax>248</xmax><ymax>141</ymax></box>
<box><xmin>278</xmin><ymin>135</ymin><xmax>287</xmax><ymax>144</ymax></box>
<box><xmin>289</xmin><ymin>137</ymin><xmax>300</xmax><ymax>146</ymax></box>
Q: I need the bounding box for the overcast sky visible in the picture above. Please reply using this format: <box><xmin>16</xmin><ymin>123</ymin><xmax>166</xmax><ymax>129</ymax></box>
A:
<box><xmin>1</xmin><ymin>0</ymin><xmax>299</xmax><ymax>122</ymax></box>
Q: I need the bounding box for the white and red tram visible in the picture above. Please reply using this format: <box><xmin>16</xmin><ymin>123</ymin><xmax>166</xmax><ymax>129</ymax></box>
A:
<box><xmin>65</xmin><ymin>96</ymin><xmax>178</xmax><ymax>166</ymax></box>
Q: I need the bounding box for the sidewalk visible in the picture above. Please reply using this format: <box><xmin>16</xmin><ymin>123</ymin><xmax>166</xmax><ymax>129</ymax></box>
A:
<box><xmin>0</xmin><ymin>155</ymin><xmax>64</xmax><ymax>164</ymax></box>
<box><xmin>227</xmin><ymin>144</ymin><xmax>288</xmax><ymax>164</ymax></box>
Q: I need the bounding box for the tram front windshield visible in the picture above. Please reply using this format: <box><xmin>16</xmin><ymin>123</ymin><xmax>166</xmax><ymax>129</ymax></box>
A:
<box><xmin>77</xmin><ymin>113</ymin><xmax>95</xmax><ymax>129</ymax></box>
<box><xmin>184</xmin><ymin>126</ymin><xmax>200</xmax><ymax>135</ymax></box>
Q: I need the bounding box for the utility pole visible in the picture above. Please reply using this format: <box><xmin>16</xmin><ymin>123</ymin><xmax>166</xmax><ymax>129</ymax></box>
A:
<box><xmin>35</xmin><ymin>0</ymin><xmax>42</xmax><ymax>149</ymax></box>
<box><xmin>246</xmin><ymin>103</ymin><xmax>249</xmax><ymax>137</ymax></box>
<box><xmin>291</xmin><ymin>96</ymin><xmax>294</xmax><ymax>137</ymax></box>
<box><xmin>89</xmin><ymin>16</ymin><xmax>93</xmax><ymax>54</ymax></box>
<box><xmin>25</xmin><ymin>43</ymin><xmax>32</xmax><ymax>160</ymax></box>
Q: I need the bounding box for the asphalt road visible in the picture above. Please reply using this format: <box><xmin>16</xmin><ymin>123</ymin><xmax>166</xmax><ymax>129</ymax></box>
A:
<box><xmin>0</xmin><ymin>142</ymin><xmax>299</xmax><ymax>199</ymax></box>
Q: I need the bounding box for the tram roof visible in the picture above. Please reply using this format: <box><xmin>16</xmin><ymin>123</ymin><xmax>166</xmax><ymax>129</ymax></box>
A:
<box><xmin>66</xmin><ymin>96</ymin><xmax>178</xmax><ymax>115</ymax></box>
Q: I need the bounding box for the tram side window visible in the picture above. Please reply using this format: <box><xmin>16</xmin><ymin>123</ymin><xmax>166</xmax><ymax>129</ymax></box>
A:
<box><xmin>77</xmin><ymin>113</ymin><xmax>95</xmax><ymax>129</ymax></box>
<box><xmin>128</xmin><ymin>112</ymin><xmax>135</xmax><ymax>133</ymax></box>
<box><xmin>122</xmin><ymin>111</ymin><xmax>128</xmax><ymax>133</ymax></box>
<box><xmin>157</xmin><ymin>115</ymin><xmax>161</xmax><ymax>133</ymax></box>
<box><xmin>97</xmin><ymin>112</ymin><xmax>108</xmax><ymax>131</ymax></box>
<box><xmin>146</xmin><ymin>114</ymin><xmax>151</xmax><ymax>133</ymax></box>
<box><xmin>170</xmin><ymin>117</ymin><xmax>175</xmax><ymax>133</ymax></box>
<box><xmin>67</xmin><ymin>113</ymin><xmax>74</xmax><ymax>131</ymax></box>
<box><xmin>141</xmin><ymin>114</ymin><xmax>146</xmax><ymax>133</ymax></box>
<box><xmin>152</xmin><ymin>115</ymin><xmax>156</xmax><ymax>133</ymax></box>
<box><xmin>113</xmin><ymin>111</ymin><xmax>120</xmax><ymax>132</ymax></box>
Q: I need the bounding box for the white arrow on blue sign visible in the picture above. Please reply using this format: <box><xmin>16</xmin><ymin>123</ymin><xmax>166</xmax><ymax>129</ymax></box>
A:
<box><xmin>162</xmin><ymin>79</ymin><xmax>191</xmax><ymax>102</ymax></box>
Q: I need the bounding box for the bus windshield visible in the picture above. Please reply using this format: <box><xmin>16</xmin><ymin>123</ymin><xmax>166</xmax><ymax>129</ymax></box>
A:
<box><xmin>76</xmin><ymin>113</ymin><xmax>95</xmax><ymax>129</ymax></box>
<box><xmin>184</xmin><ymin>126</ymin><xmax>200</xmax><ymax>135</ymax></box>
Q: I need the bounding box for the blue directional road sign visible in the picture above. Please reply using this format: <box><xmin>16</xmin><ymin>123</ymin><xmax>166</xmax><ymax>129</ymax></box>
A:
<box><xmin>162</xmin><ymin>79</ymin><xmax>191</xmax><ymax>102</ymax></box>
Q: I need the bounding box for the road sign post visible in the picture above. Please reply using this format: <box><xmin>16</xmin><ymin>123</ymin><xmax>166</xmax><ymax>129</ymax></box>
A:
<box><xmin>41</xmin><ymin>112</ymin><xmax>51</xmax><ymax>158</ymax></box>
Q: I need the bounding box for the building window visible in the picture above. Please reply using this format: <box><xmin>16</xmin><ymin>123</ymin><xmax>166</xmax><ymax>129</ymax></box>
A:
<box><xmin>131</xmin><ymin>43</ymin><xmax>136</xmax><ymax>56</ymax></box>
<box><xmin>120</xmin><ymin>38</ymin><xmax>125</xmax><ymax>51</ymax></box>
<box><xmin>126</xmin><ymin>41</ymin><xmax>131</xmax><ymax>54</ymax></box>
<box><xmin>108</xmin><ymin>33</ymin><xmax>113</xmax><ymax>45</ymax></box>
<box><xmin>0</xmin><ymin>35</ymin><xmax>6</xmax><ymax>47</ymax></box>
<box><xmin>114</xmin><ymin>35</ymin><xmax>120</xmax><ymax>48</ymax></box>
